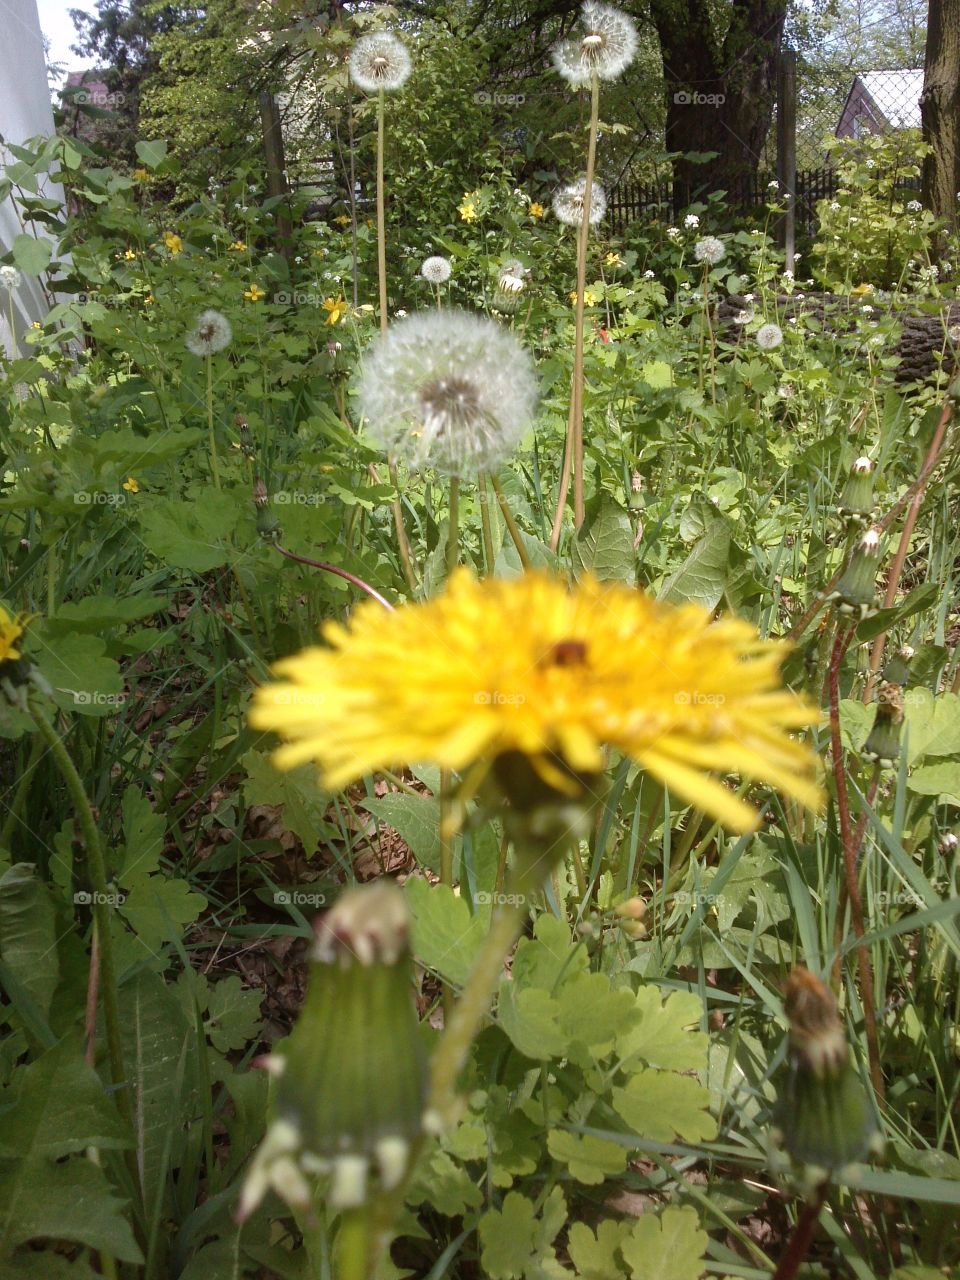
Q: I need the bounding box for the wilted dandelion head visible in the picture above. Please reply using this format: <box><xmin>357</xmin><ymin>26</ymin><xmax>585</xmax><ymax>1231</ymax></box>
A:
<box><xmin>497</xmin><ymin>261</ymin><xmax>527</xmax><ymax>294</ymax></box>
<box><xmin>420</xmin><ymin>256</ymin><xmax>451</xmax><ymax>284</ymax></box>
<box><xmin>694</xmin><ymin>235</ymin><xmax>725</xmax><ymax>266</ymax></box>
<box><xmin>186</xmin><ymin>309</ymin><xmax>232</xmax><ymax>356</ymax></box>
<box><xmin>0</xmin><ymin>265</ymin><xmax>21</xmax><ymax>290</ymax></box>
<box><xmin>551</xmin><ymin>2</ymin><xmax>638</xmax><ymax>86</ymax></box>
<box><xmin>756</xmin><ymin>322</ymin><xmax>783</xmax><ymax>351</ymax></box>
<box><xmin>358</xmin><ymin>310</ymin><xmax>538</xmax><ymax>476</ymax></box>
<box><xmin>349</xmin><ymin>32</ymin><xmax>412</xmax><ymax>93</ymax></box>
<box><xmin>553</xmin><ymin>177</ymin><xmax>607</xmax><ymax>227</ymax></box>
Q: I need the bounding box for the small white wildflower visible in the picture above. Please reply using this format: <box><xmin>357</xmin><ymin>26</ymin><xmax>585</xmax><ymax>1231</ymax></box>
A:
<box><xmin>643</xmin><ymin>269</ymin><xmax>655</xmax><ymax>279</ymax></box>
<box><xmin>666</xmin><ymin>226</ymin><xmax>681</xmax><ymax>241</ymax></box>
<box><xmin>861</xmin><ymin>304</ymin><xmax>874</xmax><ymax>314</ymax></box>
<box><xmin>185</xmin><ymin>309</ymin><xmax>232</xmax><ymax>356</ymax></box>
<box><xmin>358</xmin><ymin>309</ymin><xmax>538</xmax><ymax>477</ymax></box>
<box><xmin>551</xmin><ymin>2</ymin><xmax>638</xmax><ymax>86</ymax></box>
<box><xmin>693</xmin><ymin>235</ymin><xmax>725</xmax><ymax>265</ymax></box>
<box><xmin>919</xmin><ymin>264</ymin><xmax>940</xmax><ymax>282</ymax></box>
<box><xmin>830</xmin><ymin>201</ymin><xmax>841</xmax><ymax>211</ymax></box>
<box><xmin>756</xmin><ymin>322</ymin><xmax>783</xmax><ymax>350</ymax></box>
<box><xmin>768</xmin><ymin>179</ymin><xmax>779</xmax><ymax>190</ymax></box>
<box><xmin>680</xmin><ymin>281</ymin><xmax>691</xmax><ymax>290</ymax></box>
<box><xmin>782</xmin><ymin>269</ymin><xmax>794</xmax><ymax>281</ymax></box>
<box><xmin>684</xmin><ymin>213</ymin><xmax>699</xmax><ymax>229</ymax></box>
<box><xmin>0</xmin><ymin>265</ymin><xmax>21</xmax><ymax>290</ymax></box>
<box><xmin>743</xmin><ymin>293</ymin><xmax>755</xmax><ymax>302</ymax></box>
<box><xmin>349</xmin><ymin>32</ymin><xmax>412</xmax><ymax>93</ymax></box>
<box><xmin>420</xmin><ymin>256</ymin><xmax>451</xmax><ymax>284</ymax></box>
<box><xmin>866</xmin><ymin>159</ymin><xmax>875</xmax><ymax>168</ymax></box>
<box><xmin>394</xmin><ymin>308</ymin><xmax>408</xmax><ymax>318</ymax></box>
<box><xmin>947</xmin><ymin>324</ymin><xmax>960</xmax><ymax>344</ymax></box>
<box><xmin>907</xmin><ymin>199</ymin><xmax>922</xmax><ymax>212</ymax></box>
<box><xmin>553</xmin><ymin>177</ymin><xmax>607</xmax><ymax>227</ymax></box>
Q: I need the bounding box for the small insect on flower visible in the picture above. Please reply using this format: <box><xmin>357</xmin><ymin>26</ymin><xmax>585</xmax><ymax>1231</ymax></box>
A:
<box><xmin>0</xmin><ymin>265</ymin><xmax>23</xmax><ymax>290</ymax></box>
<box><xmin>553</xmin><ymin>177</ymin><xmax>607</xmax><ymax>227</ymax></box>
<box><xmin>185</xmin><ymin>309</ymin><xmax>232</xmax><ymax>356</ymax></box>
<box><xmin>756</xmin><ymin>322</ymin><xmax>783</xmax><ymax>350</ymax></box>
<box><xmin>693</xmin><ymin>235</ymin><xmax>725</xmax><ymax>265</ymax></box>
<box><xmin>551</xmin><ymin>2</ymin><xmax>638</xmax><ymax>86</ymax></box>
<box><xmin>420</xmin><ymin>256</ymin><xmax>452</xmax><ymax>284</ymax></box>
<box><xmin>349</xmin><ymin>31</ymin><xmax>412</xmax><ymax>93</ymax></box>
<box><xmin>357</xmin><ymin>309</ymin><xmax>538</xmax><ymax>477</ymax></box>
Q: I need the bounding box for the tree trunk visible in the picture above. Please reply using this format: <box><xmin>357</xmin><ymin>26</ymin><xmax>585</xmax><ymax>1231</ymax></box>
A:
<box><xmin>920</xmin><ymin>0</ymin><xmax>960</xmax><ymax>250</ymax></box>
<box><xmin>650</xmin><ymin>0</ymin><xmax>787</xmax><ymax>213</ymax></box>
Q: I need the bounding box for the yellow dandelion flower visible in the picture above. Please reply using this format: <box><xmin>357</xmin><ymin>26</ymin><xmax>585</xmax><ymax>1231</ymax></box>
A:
<box><xmin>163</xmin><ymin>231</ymin><xmax>182</xmax><ymax>255</ymax></box>
<box><xmin>0</xmin><ymin>605</ymin><xmax>34</xmax><ymax>665</ymax></box>
<box><xmin>250</xmin><ymin>571</ymin><xmax>822</xmax><ymax>834</ymax></box>
<box><xmin>229</xmin><ymin>240</ymin><xmax>247</xmax><ymax>251</ymax></box>
<box><xmin>458</xmin><ymin>201</ymin><xmax>477</xmax><ymax>223</ymax></box>
<box><xmin>124</xmin><ymin>248</ymin><xmax>137</xmax><ymax>260</ymax></box>
<box><xmin>529</xmin><ymin>201</ymin><xmax>545</xmax><ymax>219</ymax></box>
<box><xmin>133</xmin><ymin>168</ymin><xmax>150</xmax><ymax>182</ymax></box>
<box><xmin>122</xmin><ymin>476</ymin><xmax>140</xmax><ymax>493</ymax></box>
<box><xmin>322</xmin><ymin>296</ymin><xmax>348</xmax><ymax>325</ymax></box>
<box><xmin>244</xmin><ymin>283</ymin><xmax>266</xmax><ymax>302</ymax></box>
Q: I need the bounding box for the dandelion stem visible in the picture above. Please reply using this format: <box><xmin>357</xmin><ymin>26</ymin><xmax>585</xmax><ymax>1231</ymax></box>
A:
<box><xmin>549</xmin><ymin>397</ymin><xmax>576</xmax><ymax>552</ymax></box>
<box><xmin>446</xmin><ymin>477</ymin><xmax>460</xmax><ymax>577</ymax></box>
<box><xmin>771</xmin><ymin>1182</ymin><xmax>828</xmax><ymax>1280</ymax></box>
<box><xmin>274</xmin><ymin>543</ymin><xmax>394</xmax><ymax>610</ymax></box>
<box><xmin>490</xmin><ymin>473</ymin><xmax>531</xmax><ymax>570</ymax></box>
<box><xmin>572</xmin><ymin>74</ymin><xmax>601</xmax><ymax>530</ymax></box>
<box><xmin>336</xmin><ymin>1208</ymin><xmax>370</xmax><ymax>1280</ymax></box>
<box><xmin>206</xmin><ymin>354</ymin><xmax>221</xmax><ymax>490</ymax></box>
<box><xmin>376</xmin><ymin>89</ymin><xmax>388</xmax><ymax>335</ymax></box>
<box><xmin>479</xmin><ymin>474</ymin><xmax>496</xmax><ymax>573</ymax></box>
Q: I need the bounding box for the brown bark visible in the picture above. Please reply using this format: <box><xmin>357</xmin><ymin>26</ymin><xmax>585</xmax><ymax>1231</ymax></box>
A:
<box><xmin>650</xmin><ymin>0</ymin><xmax>787</xmax><ymax>210</ymax></box>
<box><xmin>920</xmin><ymin>0</ymin><xmax>960</xmax><ymax>249</ymax></box>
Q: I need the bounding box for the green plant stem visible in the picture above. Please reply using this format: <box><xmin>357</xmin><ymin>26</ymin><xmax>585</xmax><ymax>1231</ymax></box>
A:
<box><xmin>27</xmin><ymin>697</ymin><xmax>131</xmax><ymax>1129</ymax></box>
<box><xmin>571</xmin><ymin>74</ymin><xmax>601</xmax><ymax>530</ymax></box>
<box><xmin>206</xmin><ymin>354</ymin><xmax>221</xmax><ymax>490</ymax></box>
<box><xmin>336</xmin><ymin>1208</ymin><xmax>371</xmax><ymax>1280</ymax></box>
<box><xmin>446</xmin><ymin>476</ymin><xmax>460</xmax><ymax>576</ymax></box>
<box><xmin>46</xmin><ymin>541</ymin><xmax>57</xmax><ymax>615</ymax></box>
<box><xmin>479</xmin><ymin>475</ymin><xmax>496</xmax><ymax>573</ymax></box>
<box><xmin>376</xmin><ymin>89</ymin><xmax>388</xmax><ymax>335</ymax></box>
<box><xmin>388</xmin><ymin>462</ymin><xmax>418</xmax><ymax>594</ymax></box>
<box><xmin>0</xmin><ymin>730</ymin><xmax>44</xmax><ymax>850</ymax></box>
<box><xmin>548</xmin><ymin>395</ymin><xmax>576</xmax><ymax>552</ymax></box>
<box><xmin>490</xmin><ymin>473</ymin><xmax>530</xmax><ymax>569</ymax></box>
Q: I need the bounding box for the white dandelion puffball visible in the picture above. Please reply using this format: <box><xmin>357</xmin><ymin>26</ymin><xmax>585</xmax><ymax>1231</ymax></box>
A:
<box><xmin>756</xmin><ymin>322</ymin><xmax>783</xmax><ymax>351</ymax></box>
<box><xmin>186</xmin><ymin>309</ymin><xmax>233</xmax><ymax>356</ymax></box>
<box><xmin>694</xmin><ymin>236</ymin><xmax>725</xmax><ymax>265</ymax></box>
<box><xmin>0</xmin><ymin>265</ymin><xmax>21</xmax><ymax>290</ymax></box>
<box><xmin>349</xmin><ymin>32</ymin><xmax>411</xmax><ymax>93</ymax></box>
<box><xmin>551</xmin><ymin>2</ymin><xmax>638</xmax><ymax>86</ymax></box>
<box><xmin>498</xmin><ymin>261</ymin><xmax>527</xmax><ymax>294</ymax></box>
<box><xmin>553</xmin><ymin>177</ymin><xmax>607</xmax><ymax>227</ymax></box>
<box><xmin>358</xmin><ymin>310</ymin><xmax>538</xmax><ymax>477</ymax></box>
<box><xmin>420</xmin><ymin>256</ymin><xmax>451</xmax><ymax>285</ymax></box>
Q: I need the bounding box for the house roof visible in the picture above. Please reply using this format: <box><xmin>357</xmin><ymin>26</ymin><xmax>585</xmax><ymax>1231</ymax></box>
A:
<box><xmin>856</xmin><ymin>69</ymin><xmax>924</xmax><ymax>128</ymax></box>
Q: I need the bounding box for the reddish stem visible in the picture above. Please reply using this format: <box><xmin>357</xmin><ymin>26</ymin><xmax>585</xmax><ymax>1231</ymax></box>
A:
<box><xmin>275</xmin><ymin>544</ymin><xmax>395</xmax><ymax>611</ymax></box>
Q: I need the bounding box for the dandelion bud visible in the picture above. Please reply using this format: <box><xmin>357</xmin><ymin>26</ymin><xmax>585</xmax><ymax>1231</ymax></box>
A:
<box><xmin>861</xmin><ymin>683</ymin><xmax>904</xmax><ymax>768</ymax></box>
<box><xmin>236</xmin><ymin>415</ymin><xmax>256</xmax><ymax>459</ymax></box>
<box><xmin>881</xmin><ymin>645</ymin><xmax>914</xmax><ymax>686</ymax></box>
<box><xmin>492</xmin><ymin>260</ymin><xmax>528</xmax><ymax>314</ymax></box>
<box><xmin>774</xmin><ymin>968</ymin><xmax>877</xmax><ymax>1170</ymax></box>
<box><xmin>488</xmin><ymin>749</ymin><xmax>603</xmax><ymax>867</ymax></box>
<box><xmin>837</xmin><ymin>456</ymin><xmax>876</xmax><ymax>527</ymax></box>
<box><xmin>237</xmin><ymin>883</ymin><xmax>427</xmax><ymax>1221</ymax></box>
<box><xmin>628</xmin><ymin>470</ymin><xmax>643</xmax><ymax>510</ymax></box>
<box><xmin>828</xmin><ymin>528</ymin><xmax>882</xmax><ymax>619</ymax></box>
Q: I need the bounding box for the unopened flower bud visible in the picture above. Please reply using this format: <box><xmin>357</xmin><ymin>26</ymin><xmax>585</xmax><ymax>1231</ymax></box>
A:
<box><xmin>837</xmin><ymin>456</ymin><xmax>876</xmax><ymax>526</ymax></box>
<box><xmin>862</xmin><ymin>683</ymin><xmax>904</xmax><ymax>768</ymax></box>
<box><xmin>774</xmin><ymin>968</ymin><xmax>877</xmax><ymax>1170</ymax></box>
<box><xmin>237</xmin><ymin>884</ymin><xmax>427</xmax><ymax>1221</ymax></box>
<box><xmin>828</xmin><ymin>528</ymin><xmax>882</xmax><ymax>619</ymax></box>
<box><xmin>488</xmin><ymin>749</ymin><xmax>602</xmax><ymax>868</ymax></box>
<box><xmin>881</xmin><ymin>645</ymin><xmax>914</xmax><ymax>687</ymax></box>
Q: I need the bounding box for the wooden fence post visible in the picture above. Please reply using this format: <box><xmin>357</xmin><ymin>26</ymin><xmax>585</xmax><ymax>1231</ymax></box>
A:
<box><xmin>259</xmin><ymin>90</ymin><xmax>293</xmax><ymax>265</ymax></box>
<box><xmin>776</xmin><ymin>48</ymin><xmax>797</xmax><ymax>272</ymax></box>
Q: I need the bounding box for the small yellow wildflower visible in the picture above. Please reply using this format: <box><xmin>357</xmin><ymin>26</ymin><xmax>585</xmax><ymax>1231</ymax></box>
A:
<box><xmin>133</xmin><ymin>168</ymin><xmax>150</xmax><ymax>182</ymax></box>
<box><xmin>122</xmin><ymin>476</ymin><xmax>140</xmax><ymax>494</ymax></box>
<box><xmin>124</xmin><ymin>248</ymin><xmax>137</xmax><ymax>260</ymax></box>
<box><xmin>0</xmin><ymin>605</ymin><xmax>28</xmax><ymax>664</ymax></box>
<box><xmin>250</xmin><ymin>570</ymin><xmax>823</xmax><ymax>834</ymax></box>
<box><xmin>163</xmin><ymin>232</ymin><xmax>182</xmax><ymax>255</ymax></box>
<box><xmin>31</xmin><ymin>321</ymin><xmax>42</xmax><ymax>330</ymax></box>
<box><xmin>458</xmin><ymin>201</ymin><xmax>477</xmax><ymax>223</ymax></box>
<box><xmin>334</xmin><ymin>214</ymin><xmax>351</xmax><ymax>228</ymax></box>
<box><xmin>570</xmin><ymin>288</ymin><xmax>599</xmax><ymax>306</ymax></box>
<box><xmin>605</xmin><ymin>251</ymin><xmax>622</xmax><ymax>266</ymax></box>
<box><xmin>229</xmin><ymin>240</ymin><xmax>247</xmax><ymax>252</ymax></box>
<box><xmin>529</xmin><ymin>202</ymin><xmax>545</xmax><ymax>219</ymax></box>
<box><xmin>244</xmin><ymin>283</ymin><xmax>266</xmax><ymax>302</ymax></box>
<box><xmin>144</xmin><ymin>294</ymin><xmax>154</xmax><ymax>306</ymax></box>
<box><xmin>851</xmin><ymin>283</ymin><xmax>874</xmax><ymax>296</ymax></box>
<box><xmin>322</xmin><ymin>297</ymin><xmax>348</xmax><ymax>325</ymax></box>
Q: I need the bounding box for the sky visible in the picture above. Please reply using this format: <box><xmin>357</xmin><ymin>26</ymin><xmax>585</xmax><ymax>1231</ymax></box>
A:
<box><xmin>35</xmin><ymin>0</ymin><xmax>96</xmax><ymax>80</ymax></box>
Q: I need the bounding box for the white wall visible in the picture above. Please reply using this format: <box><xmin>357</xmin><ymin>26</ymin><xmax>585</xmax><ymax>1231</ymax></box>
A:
<box><xmin>1</xmin><ymin>0</ymin><xmax>63</xmax><ymax>353</ymax></box>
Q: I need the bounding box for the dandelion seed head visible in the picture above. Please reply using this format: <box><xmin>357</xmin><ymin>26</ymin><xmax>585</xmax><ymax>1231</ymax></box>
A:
<box><xmin>551</xmin><ymin>2</ymin><xmax>638</xmax><ymax>85</ymax></box>
<box><xmin>497</xmin><ymin>261</ymin><xmax>527</xmax><ymax>294</ymax></box>
<box><xmin>358</xmin><ymin>309</ymin><xmax>538</xmax><ymax>476</ymax></box>
<box><xmin>420</xmin><ymin>256</ymin><xmax>451</xmax><ymax>284</ymax></box>
<box><xmin>693</xmin><ymin>235</ymin><xmax>725</xmax><ymax>265</ymax></box>
<box><xmin>186</xmin><ymin>309</ymin><xmax>232</xmax><ymax>356</ymax></box>
<box><xmin>553</xmin><ymin>177</ymin><xmax>607</xmax><ymax>227</ymax></box>
<box><xmin>756</xmin><ymin>322</ymin><xmax>783</xmax><ymax>350</ymax></box>
<box><xmin>349</xmin><ymin>32</ymin><xmax>412</xmax><ymax>93</ymax></box>
<box><xmin>0</xmin><ymin>265</ymin><xmax>21</xmax><ymax>290</ymax></box>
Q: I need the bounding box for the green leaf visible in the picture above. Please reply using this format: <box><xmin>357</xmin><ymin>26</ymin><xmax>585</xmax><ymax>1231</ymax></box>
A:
<box><xmin>0</xmin><ymin>864</ymin><xmax>59</xmax><ymax>1020</ymax></box>
<box><xmin>478</xmin><ymin>1192</ymin><xmax>539</xmax><ymax>1279</ymax></box>
<box><xmin>34</xmin><ymin>632</ymin><xmax>124</xmax><ymax>718</ymax></box>
<box><xmin>556</xmin><ymin>971</ymin><xmax>638</xmax><ymax>1059</ymax></box>
<box><xmin>567</xmin><ymin>1220</ymin><xmax>630</xmax><ymax>1280</ymax></box>
<box><xmin>640</xmin><ymin>360</ymin><xmax>673</xmax><ymax>389</ymax></box>
<box><xmin>11</xmin><ymin>234</ymin><xmax>52</xmax><ymax>276</ymax></box>
<box><xmin>658</xmin><ymin>518</ymin><xmax>730</xmax><ymax>610</ymax></box>
<box><xmin>612</xmin><ymin>1069</ymin><xmax>717</xmax><ymax>1142</ymax></box>
<box><xmin>408</xmin><ymin>1147</ymin><xmax>482</xmax><ymax>1217</ymax></box>
<box><xmin>547</xmin><ymin>1130</ymin><xmax>627</xmax><ymax>1184</ymax></box>
<box><xmin>139</xmin><ymin>493</ymin><xmax>239</xmax><ymax>573</ymax></box>
<box><xmin>619</xmin><ymin>1206</ymin><xmax>707</xmax><ymax>1280</ymax></box>
<box><xmin>117</xmin><ymin>787</ymin><xmax>166</xmax><ymax>883</ymax></box>
<box><xmin>906</xmin><ymin>762</ymin><xmax>960</xmax><ymax>806</ymax></box>
<box><xmin>571</xmin><ymin>495</ymin><xmax>636</xmax><ymax>585</ymax></box>
<box><xmin>498</xmin><ymin>984</ymin><xmax>567</xmax><ymax>1059</ymax></box>
<box><xmin>615</xmin><ymin>988</ymin><xmax>709</xmax><ymax>1072</ymax></box>
<box><xmin>0</xmin><ymin>1254</ymin><xmax>99</xmax><ymax>1279</ymax></box>
<box><xmin>405</xmin><ymin>878</ymin><xmax>490</xmax><ymax>987</ymax></box>
<box><xmin>135</xmin><ymin>139</ymin><xmax>168</xmax><ymax>168</ymax></box>
<box><xmin>93</xmin><ymin>426</ymin><xmax>204</xmax><ymax>466</ymax></box>
<box><xmin>362</xmin><ymin>793</ymin><xmax>441</xmax><ymax>873</ymax></box>
<box><xmin>47</xmin><ymin>594</ymin><xmax>166</xmax><ymax>633</ymax></box>
<box><xmin>119</xmin><ymin>872</ymin><xmax>207</xmax><ymax>952</ymax></box>
<box><xmin>241</xmin><ymin>748</ymin><xmax>334</xmax><ymax>854</ymax></box>
<box><xmin>0</xmin><ymin>1158</ymin><xmax>142</xmax><ymax>1261</ymax></box>
<box><xmin>204</xmin><ymin>975</ymin><xmax>263</xmax><ymax>1054</ymax></box>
